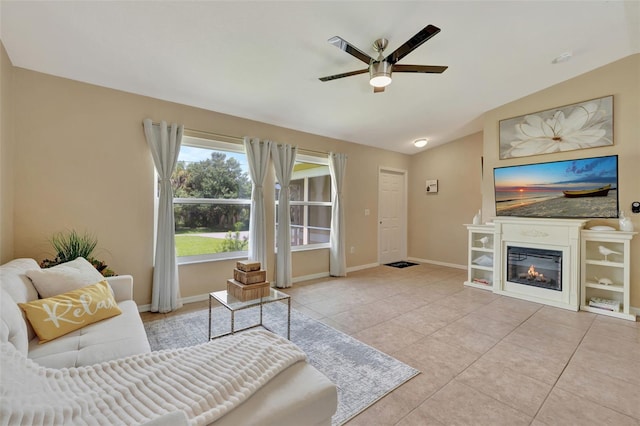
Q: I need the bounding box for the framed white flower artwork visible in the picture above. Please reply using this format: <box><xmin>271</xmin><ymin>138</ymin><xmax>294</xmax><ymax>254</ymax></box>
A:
<box><xmin>499</xmin><ymin>95</ymin><xmax>613</xmax><ymax>159</ymax></box>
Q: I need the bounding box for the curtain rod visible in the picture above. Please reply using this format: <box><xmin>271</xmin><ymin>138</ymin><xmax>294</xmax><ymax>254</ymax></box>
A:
<box><xmin>149</xmin><ymin>121</ymin><xmax>330</xmax><ymax>156</ymax></box>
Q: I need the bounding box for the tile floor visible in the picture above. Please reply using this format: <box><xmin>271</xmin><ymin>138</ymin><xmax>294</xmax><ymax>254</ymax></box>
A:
<box><xmin>142</xmin><ymin>263</ymin><xmax>640</xmax><ymax>425</ymax></box>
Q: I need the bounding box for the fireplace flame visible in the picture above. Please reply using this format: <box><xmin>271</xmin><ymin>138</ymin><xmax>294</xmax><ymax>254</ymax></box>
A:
<box><xmin>527</xmin><ymin>265</ymin><xmax>546</xmax><ymax>282</ymax></box>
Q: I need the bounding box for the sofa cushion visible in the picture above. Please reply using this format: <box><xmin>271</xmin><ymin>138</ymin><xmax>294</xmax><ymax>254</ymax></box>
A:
<box><xmin>26</xmin><ymin>257</ymin><xmax>105</xmax><ymax>299</ymax></box>
<box><xmin>28</xmin><ymin>300</ymin><xmax>151</xmax><ymax>368</ymax></box>
<box><xmin>0</xmin><ymin>258</ymin><xmax>41</xmax><ymax>341</ymax></box>
<box><xmin>19</xmin><ymin>281</ymin><xmax>122</xmax><ymax>344</ymax></box>
<box><xmin>0</xmin><ymin>258</ymin><xmax>41</xmax><ymax>303</ymax></box>
<box><xmin>0</xmin><ymin>288</ymin><xmax>29</xmax><ymax>356</ymax></box>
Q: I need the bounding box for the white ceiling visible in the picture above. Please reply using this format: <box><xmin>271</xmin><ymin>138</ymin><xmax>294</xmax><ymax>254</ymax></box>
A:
<box><xmin>1</xmin><ymin>1</ymin><xmax>638</xmax><ymax>154</ymax></box>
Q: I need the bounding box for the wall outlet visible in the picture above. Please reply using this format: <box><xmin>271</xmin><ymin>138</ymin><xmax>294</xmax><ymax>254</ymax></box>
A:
<box><xmin>364</xmin><ymin>209</ymin><xmax>370</xmax><ymax>216</ymax></box>
<box><xmin>350</xmin><ymin>246</ymin><xmax>355</xmax><ymax>254</ymax></box>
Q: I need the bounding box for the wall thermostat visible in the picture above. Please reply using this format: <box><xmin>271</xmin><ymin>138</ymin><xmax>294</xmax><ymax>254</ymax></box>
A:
<box><xmin>426</xmin><ymin>180</ymin><xmax>438</xmax><ymax>193</ymax></box>
<box><xmin>632</xmin><ymin>201</ymin><xmax>640</xmax><ymax>214</ymax></box>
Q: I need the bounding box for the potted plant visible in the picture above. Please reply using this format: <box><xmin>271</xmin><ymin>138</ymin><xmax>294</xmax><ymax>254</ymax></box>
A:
<box><xmin>40</xmin><ymin>229</ymin><xmax>116</xmax><ymax>276</ymax></box>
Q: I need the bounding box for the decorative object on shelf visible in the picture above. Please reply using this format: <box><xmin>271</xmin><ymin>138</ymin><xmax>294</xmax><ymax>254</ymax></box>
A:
<box><xmin>472</xmin><ymin>209</ymin><xmax>482</xmax><ymax>225</ymax></box>
<box><xmin>472</xmin><ymin>278</ymin><xmax>491</xmax><ymax>286</ymax></box>
<box><xmin>589</xmin><ymin>297</ymin><xmax>620</xmax><ymax>312</ymax></box>
<box><xmin>40</xmin><ymin>229</ymin><xmax>116</xmax><ymax>276</ymax></box>
<box><xmin>618</xmin><ymin>210</ymin><xmax>634</xmax><ymax>232</ymax></box>
<box><xmin>595</xmin><ymin>277</ymin><xmax>613</xmax><ymax>286</ymax></box>
<box><xmin>589</xmin><ymin>225</ymin><xmax>615</xmax><ymax>231</ymax></box>
<box><xmin>476</xmin><ymin>236</ymin><xmax>489</xmax><ymax>248</ymax></box>
<box><xmin>498</xmin><ymin>95</ymin><xmax>613</xmax><ymax>159</ymax></box>
<box><xmin>472</xmin><ymin>254</ymin><xmax>493</xmax><ymax>267</ymax></box>
<box><xmin>598</xmin><ymin>245</ymin><xmax>621</xmax><ymax>261</ymax></box>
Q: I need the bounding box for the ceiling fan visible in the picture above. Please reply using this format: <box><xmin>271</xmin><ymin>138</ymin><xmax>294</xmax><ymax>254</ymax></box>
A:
<box><xmin>319</xmin><ymin>24</ymin><xmax>448</xmax><ymax>93</ymax></box>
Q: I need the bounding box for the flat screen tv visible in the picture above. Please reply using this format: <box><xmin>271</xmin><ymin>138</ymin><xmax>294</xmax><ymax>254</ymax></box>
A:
<box><xmin>494</xmin><ymin>155</ymin><xmax>618</xmax><ymax>218</ymax></box>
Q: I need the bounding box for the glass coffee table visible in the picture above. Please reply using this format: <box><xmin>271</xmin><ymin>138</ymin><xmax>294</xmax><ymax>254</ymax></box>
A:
<box><xmin>208</xmin><ymin>288</ymin><xmax>291</xmax><ymax>340</ymax></box>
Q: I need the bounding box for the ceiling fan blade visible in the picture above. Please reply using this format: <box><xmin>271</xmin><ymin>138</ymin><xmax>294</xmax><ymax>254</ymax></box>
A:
<box><xmin>374</xmin><ymin>86</ymin><xmax>385</xmax><ymax>93</ymax></box>
<box><xmin>328</xmin><ymin>36</ymin><xmax>374</xmax><ymax>65</ymax></box>
<box><xmin>319</xmin><ymin>68</ymin><xmax>369</xmax><ymax>82</ymax></box>
<box><xmin>393</xmin><ymin>64</ymin><xmax>448</xmax><ymax>73</ymax></box>
<box><xmin>385</xmin><ymin>25</ymin><xmax>441</xmax><ymax>65</ymax></box>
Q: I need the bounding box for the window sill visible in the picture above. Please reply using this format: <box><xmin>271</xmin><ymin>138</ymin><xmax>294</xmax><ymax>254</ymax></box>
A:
<box><xmin>291</xmin><ymin>244</ymin><xmax>330</xmax><ymax>253</ymax></box>
<box><xmin>177</xmin><ymin>253</ymin><xmax>248</xmax><ymax>266</ymax></box>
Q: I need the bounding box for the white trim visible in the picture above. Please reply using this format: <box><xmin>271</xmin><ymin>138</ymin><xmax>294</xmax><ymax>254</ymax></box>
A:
<box><xmin>291</xmin><ymin>243</ymin><xmax>330</xmax><ymax>252</ymax></box>
<box><xmin>182</xmin><ymin>135</ymin><xmax>244</xmax><ymax>153</ymax></box>
<box><xmin>293</xmin><ymin>271</ymin><xmax>331</xmax><ymax>283</ymax></box>
<box><xmin>629</xmin><ymin>306</ymin><xmax>640</xmax><ymax>317</ymax></box>
<box><xmin>174</xmin><ymin>198</ymin><xmax>251</xmax><ymax>205</ymax></box>
<box><xmin>177</xmin><ymin>253</ymin><xmax>248</xmax><ymax>266</ymax></box>
<box><xmin>138</xmin><ymin>292</ymin><xmax>210</xmax><ymax>312</ymax></box>
<box><xmin>347</xmin><ymin>262</ymin><xmax>380</xmax><ymax>273</ymax></box>
<box><xmin>407</xmin><ymin>256</ymin><xmax>467</xmax><ymax>270</ymax></box>
<box><xmin>295</xmin><ymin>153</ymin><xmax>329</xmax><ymax>165</ymax></box>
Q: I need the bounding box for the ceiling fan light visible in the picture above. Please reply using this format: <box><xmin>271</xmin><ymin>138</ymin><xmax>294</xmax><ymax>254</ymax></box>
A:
<box><xmin>369</xmin><ymin>61</ymin><xmax>392</xmax><ymax>87</ymax></box>
<box><xmin>414</xmin><ymin>138</ymin><xmax>428</xmax><ymax>148</ymax></box>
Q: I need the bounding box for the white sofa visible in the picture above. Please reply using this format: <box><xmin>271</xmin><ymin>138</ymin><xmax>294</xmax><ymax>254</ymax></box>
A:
<box><xmin>0</xmin><ymin>258</ymin><xmax>337</xmax><ymax>425</ymax></box>
<box><xmin>1</xmin><ymin>258</ymin><xmax>151</xmax><ymax>367</ymax></box>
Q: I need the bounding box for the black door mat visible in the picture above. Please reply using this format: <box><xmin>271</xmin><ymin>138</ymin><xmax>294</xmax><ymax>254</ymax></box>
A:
<box><xmin>385</xmin><ymin>261</ymin><xmax>419</xmax><ymax>269</ymax></box>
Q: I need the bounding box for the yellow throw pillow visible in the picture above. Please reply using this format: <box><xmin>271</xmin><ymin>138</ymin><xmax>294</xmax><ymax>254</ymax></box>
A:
<box><xmin>18</xmin><ymin>281</ymin><xmax>122</xmax><ymax>344</ymax></box>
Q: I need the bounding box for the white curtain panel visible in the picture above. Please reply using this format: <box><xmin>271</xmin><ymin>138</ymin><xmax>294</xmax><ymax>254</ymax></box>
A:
<box><xmin>271</xmin><ymin>143</ymin><xmax>297</xmax><ymax>288</ymax></box>
<box><xmin>243</xmin><ymin>137</ymin><xmax>272</xmax><ymax>269</ymax></box>
<box><xmin>143</xmin><ymin>118</ymin><xmax>183</xmax><ymax>313</ymax></box>
<box><xmin>329</xmin><ymin>152</ymin><xmax>348</xmax><ymax>277</ymax></box>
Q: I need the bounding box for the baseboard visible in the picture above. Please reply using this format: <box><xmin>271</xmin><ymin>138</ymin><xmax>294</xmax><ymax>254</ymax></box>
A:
<box><xmin>407</xmin><ymin>257</ymin><xmax>466</xmax><ymax>270</ymax></box>
<box><xmin>347</xmin><ymin>262</ymin><xmax>379</xmax><ymax>273</ymax></box>
<box><xmin>138</xmin><ymin>293</ymin><xmax>210</xmax><ymax>313</ymax></box>
<box><xmin>630</xmin><ymin>306</ymin><xmax>640</xmax><ymax>317</ymax></box>
<box><xmin>293</xmin><ymin>271</ymin><xmax>330</xmax><ymax>283</ymax></box>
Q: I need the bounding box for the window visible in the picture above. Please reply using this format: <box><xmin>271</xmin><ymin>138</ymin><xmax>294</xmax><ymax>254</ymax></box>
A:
<box><xmin>171</xmin><ymin>136</ymin><xmax>251</xmax><ymax>262</ymax></box>
<box><xmin>276</xmin><ymin>155</ymin><xmax>332</xmax><ymax>250</ymax></box>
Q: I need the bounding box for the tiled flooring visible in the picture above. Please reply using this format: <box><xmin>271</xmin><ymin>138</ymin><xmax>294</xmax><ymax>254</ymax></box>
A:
<box><xmin>142</xmin><ymin>263</ymin><xmax>640</xmax><ymax>425</ymax></box>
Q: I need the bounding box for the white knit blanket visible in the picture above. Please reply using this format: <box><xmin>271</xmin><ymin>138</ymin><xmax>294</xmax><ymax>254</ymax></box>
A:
<box><xmin>0</xmin><ymin>330</ymin><xmax>306</xmax><ymax>426</ymax></box>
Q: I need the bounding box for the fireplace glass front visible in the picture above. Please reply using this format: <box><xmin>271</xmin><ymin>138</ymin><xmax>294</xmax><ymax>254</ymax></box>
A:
<box><xmin>507</xmin><ymin>246</ymin><xmax>562</xmax><ymax>291</ymax></box>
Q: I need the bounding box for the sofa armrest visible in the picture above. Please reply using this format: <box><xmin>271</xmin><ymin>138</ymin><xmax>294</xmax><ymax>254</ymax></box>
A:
<box><xmin>105</xmin><ymin>275</ymin><xmax>133</xmax><ymax>302</ymax></box>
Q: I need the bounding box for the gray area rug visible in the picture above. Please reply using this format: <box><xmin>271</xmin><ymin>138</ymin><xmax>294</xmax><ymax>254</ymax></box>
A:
<box><xmin>144</xmin><ymin>302</ymin><xmax>420</xmax><ymax>425</ymax></box>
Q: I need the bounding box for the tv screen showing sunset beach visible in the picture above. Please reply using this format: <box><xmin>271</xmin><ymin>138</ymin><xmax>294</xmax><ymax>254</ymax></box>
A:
<box><xmin>494</xmin><ymin>155</ymin><xmax>618</xmax><ymax>218</ymax></box>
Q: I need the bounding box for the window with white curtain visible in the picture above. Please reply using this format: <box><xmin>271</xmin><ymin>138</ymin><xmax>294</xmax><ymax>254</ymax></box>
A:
<box><xmin>275</xmin><ymin>154</ymin><xmax>332</xmax><ymax>250</ymax></box>
<box><xmin>171</xmin><ymin>136</ymin><xmax>251</xmax><ymax>263</ymax></box>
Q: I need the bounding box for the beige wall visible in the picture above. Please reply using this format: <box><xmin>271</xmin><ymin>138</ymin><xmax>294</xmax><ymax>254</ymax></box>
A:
<box><xmin>408</xmin><ymin>132</ymin><xmax>483</xmax><ymax>267</ymax></box>
<box><xmin>5</xmin><ymin>45</ymin><xmax>638</xmax><ymax>309</ymax></box>
<box><xmin>482</xmin><ymin>54</ymin><xmax>640</xmax><ymax>307</ymax></box>
<box><xmin>9</xmin><ymin>65</ymin><xmax>409</xmax><ymax>305</ymax></box>
<box><xmin>0</xmin><ymin>42</ymin><xmax>15</xmax><ymax>263</ymax></box>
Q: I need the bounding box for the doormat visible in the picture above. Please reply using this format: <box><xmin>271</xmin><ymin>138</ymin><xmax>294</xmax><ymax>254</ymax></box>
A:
<box><xmin>385</xmin><ymin>261</ymin><xmax>419</xmax><ymax>268</ymax></box>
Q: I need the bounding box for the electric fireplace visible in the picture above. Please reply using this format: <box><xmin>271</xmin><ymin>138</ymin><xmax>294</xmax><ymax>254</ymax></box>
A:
<box><xmin>493</xmin><ymin>217</ymin><xmax>587</xmax><ymax>311</ymax></box>
<box><xmin>507</xmin><ymin>246</ymin><xmax>562</xmax><ymax>291</ymax></box>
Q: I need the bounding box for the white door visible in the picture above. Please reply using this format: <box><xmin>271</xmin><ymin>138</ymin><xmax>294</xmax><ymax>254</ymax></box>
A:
<box><xmin>378</xmin><ymin>169</ymin><xmax>407</xmax><ymax>265</ymax></box>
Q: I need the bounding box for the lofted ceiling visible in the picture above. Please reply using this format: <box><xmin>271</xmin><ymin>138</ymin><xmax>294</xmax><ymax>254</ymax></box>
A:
<box><xmin>1</xmin><ymin>1</ymin><xmax>638</xmax><ymax>155</ymax></box>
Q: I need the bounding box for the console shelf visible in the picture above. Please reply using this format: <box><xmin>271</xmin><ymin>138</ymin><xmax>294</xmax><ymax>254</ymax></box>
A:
<box><xmin>580</xmin><ymin>230</ymin><xmax>636</xmax><ymax>321</ymax></box>
<box><xmin>464</xmin><ymin>224</ymin><xmax>495</xmax><ymax>291</ymax></box>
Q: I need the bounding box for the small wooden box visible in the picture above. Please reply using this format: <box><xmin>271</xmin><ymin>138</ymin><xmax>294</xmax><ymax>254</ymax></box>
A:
<box><xmin>227</xmin><ymin>279</ymin><xmax>270</xmax><ymax>301</ymax></box>
<box><xmin>233</xmin><ymin>268</ymin><xmax>267</xmax><ymax>285</ymax></box>
<box><xmin>236</xmin><ymin>261</ymin><xmax>261</xmax><ymax>272</ymax></box>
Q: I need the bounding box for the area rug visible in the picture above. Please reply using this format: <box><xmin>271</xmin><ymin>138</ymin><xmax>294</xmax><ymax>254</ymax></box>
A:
<box><xmin>144</xmin><ymin>302</ymin><xmax>420</xmax><ymax>425</ymax></box>
<box><xmin>385</xmin><ymin>261</ymin><xmax>419</xmax><ymax>268</ymax></box>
